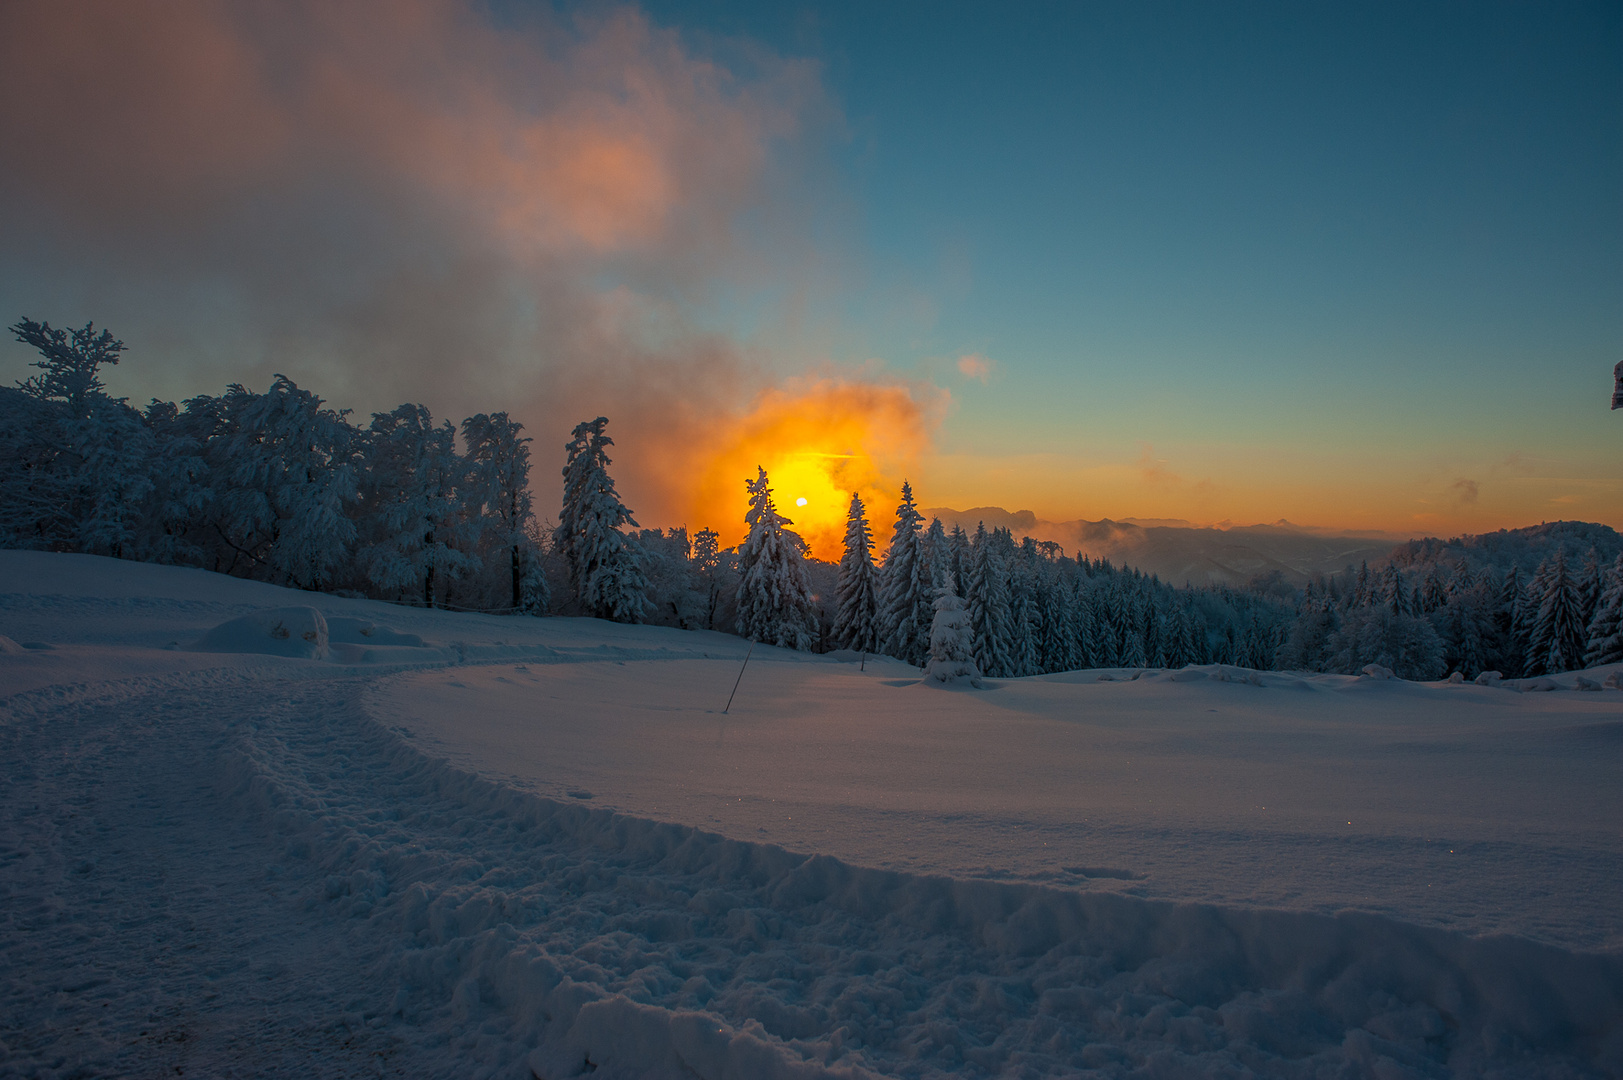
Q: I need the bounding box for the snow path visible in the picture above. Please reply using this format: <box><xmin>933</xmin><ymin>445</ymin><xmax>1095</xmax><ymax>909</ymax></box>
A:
<box><xmin>4</xmin><ymin>663</ymin><xmax>1621</xmax><ymax>1078</ymax></box>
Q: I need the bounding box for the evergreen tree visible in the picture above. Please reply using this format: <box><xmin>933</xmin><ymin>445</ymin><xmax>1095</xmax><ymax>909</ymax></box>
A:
<box><xmin>1576</xmin><ymin>548</ymin><xmax>1603</xmax><ymax>631</ymax></box>
<box><xmin>877</xmin><ymin>481</ymin><xmax>931</xmax><ymax>665</ymax></box>
<box><xmin>734</xmin><ymin>467</ymin><xmax>816</xmax><ymax>649</ymax></box>
<box><xmin>967</xmin><ymin>523</ymin><xmax>1015</xmax><ymax>677</ymax></box>
<box><xmin>462</xmin><ymin>411</ymin><xmax>543</xmax><ymax>612</ymax></box>
<box><xmin>926</xmin><ymin>581</ymin><xmax>982</xmax><ymax>686</ymax></box>
<box><xmin>222</xmin><ymin>376</ymin><xmax>359</xmax><ymax>590</ymax></box>
<box><xmin>554</xmin><ymin>417</ymin><xmax>648</xmax><ymax>622</ymax></box>
<box><xmin>1585</xmin><ymin>554</ymin><xmax>1623</xmax><ymax>667</ymax></box>
<box><xmin>1527</xmin><ymin>550</ymin><xmax>1587</xmax><ymax>674</ymax></box>
<box><xmin>691</xmin><ymin>527</ymin><xmax>725</xmax><ymax>630</ymax></box>
<box><xmin>832</xmin><ymin>492</ymin><xmax>881</xmax><ymax>653</ymax></box>
<box><xmin>1379</xmin><ymin>563</ymin><xmax>1408</xmax><ymax>615</ymax></box>
<box><xmin>360</xmin><ymin>404</ymin><xmax>477</xmax><ymax>607</ymax></box>
<box><xmin>1120</xmin><ymin>592</ymin><xmax>1149</xmax><ymax>667</ymax></box>
<box><xmin>4</xmin><ymin>318</ymin><xmax>157</xmax><ymax>556</ymax></box>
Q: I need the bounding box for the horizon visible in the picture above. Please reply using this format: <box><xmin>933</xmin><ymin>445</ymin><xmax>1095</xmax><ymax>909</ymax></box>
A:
<box><xmin>2</xmin><ymin>1</ymin><xmax>1618</xmax><ymax>549</ymax></box>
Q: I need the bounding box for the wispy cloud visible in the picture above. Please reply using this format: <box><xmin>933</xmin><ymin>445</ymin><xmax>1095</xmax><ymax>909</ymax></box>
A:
<box><xmin>955</xmin><ymin>353</ymin><xmax>996</xmax><ymax>383</ymax></box>
<box><xmin>0</xmin><ymin>0</ymin><xmax>836</xmax><ymax>518</ymax></box>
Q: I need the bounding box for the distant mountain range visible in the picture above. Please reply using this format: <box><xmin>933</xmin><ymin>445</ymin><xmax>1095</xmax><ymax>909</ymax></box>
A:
<box><xmin>921</xmin><ymin>506</ymin><xmax>1408</xmax><ymax>588</ymax></box>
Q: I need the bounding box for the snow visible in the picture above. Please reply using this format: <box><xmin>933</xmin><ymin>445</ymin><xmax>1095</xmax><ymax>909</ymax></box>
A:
<box><xmin>3</xmin><ymin>551</ymin><xmax>1622</xmax><ymax>1078</ymax></box>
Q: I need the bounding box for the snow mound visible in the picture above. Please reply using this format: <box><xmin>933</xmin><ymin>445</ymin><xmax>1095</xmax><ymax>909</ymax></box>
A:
<box><xmin>325</xmin><ymin>616</ymin><xmax>426</xmax><ymax>648</ymax></box>
<box><xmin>1360</xmin><ymin>663</ymin><xmax>1395</xmax><ymax>680</ymax></box>
<box><xmin>192</xmin><ymin>606</ymin><xmax>329</xmax><ymax>659</ymax></box>
<box><xmin>0</xmin><ymin>635</ymin><xmax>26</xmax><ymax>655</ymax></box>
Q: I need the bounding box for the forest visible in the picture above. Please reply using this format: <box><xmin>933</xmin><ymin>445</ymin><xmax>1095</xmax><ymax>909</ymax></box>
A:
<box><xmin>4</xmin><ymin>318</ymin><xmax>1621</xmax><ymax>682</ymax></box>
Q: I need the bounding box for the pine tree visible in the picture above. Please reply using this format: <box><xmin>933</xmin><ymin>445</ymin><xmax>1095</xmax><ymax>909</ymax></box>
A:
<box><xmin>5</xmin><ymin>318</ymin><xmax>157</xmax><ymax>557</ymax></box>
<box><xmin>223</xmin><ymin>376</ymin><xmax>360</xmax><ymax>590</ymax></box>
<box><xmin>360</xmin><ymin>404</ymin><xmax>477</xmax><ymax>607</ymax></box>
<box><xmin>832</xmin><ymin>492</ymin><xmax>881</xmax><ymax>653</ymax></box>
<box><xmin>1527</xmin><ymin>550</ymin><xmax>1586</xmax><ymax>675</ymax></box>
<box><xmin>1420</xmin><ymin>565</ymin><xmax>1447</xmax><ymax>613</ymax></box>
<box><xmin>877</xmin><ymin>481</ymin><xmax>931</xmax><ymax>665</ymax></box>
<box><xmin>691</xmin><ymin>527</ymin><xmax>725</xmax><ymax>630</ymax></box>
<box><xmin>926</xmin><ymin>581</ymin><xmax>982</xmax><ymax>686</ymax></box>
<box><xmin>967</xmin><ymin>524</ymin><xmax>1016</xmax><ymax>677</ymax></box>
<box><xmin>554</xmin><ymin>417</ymin><xmax>648</xmax><ymax>623</ymax></box>
<box><xmin>1379</xmin><ymin>563</ymin><xmax>1408</xmax><ymax>616</ymax></box>
<box><xmin>1584</xmin><ymin>554</ymin><xmax>1623</xmax><ymax>667</ymax></box>
<box><xmin>462</xmin><ymin>411</ymin><xmax>543</xmax><ymax>612</ymax></box>
<box><xmin>734</xmin><ymin>467</ymin><xmax>816</xmax><ymax>649</ymax></box>
<box><xmin>1576</xmin><ymin>548</ymin><xmax>1603</xmax><ymax>632</ymax></box>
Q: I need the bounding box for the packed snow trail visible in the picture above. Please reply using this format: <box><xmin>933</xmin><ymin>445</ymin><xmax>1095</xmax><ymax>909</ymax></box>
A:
<box><xmin>4</xmin><ymin>665</ymin><xmax>1622</xmax><ymax>1078</ymax></box>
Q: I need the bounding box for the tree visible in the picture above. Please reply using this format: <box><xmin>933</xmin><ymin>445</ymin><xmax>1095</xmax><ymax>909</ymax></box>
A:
<box><xmin>926</xmin><ymin>582</ymin><xmax>982</xmax><ymax>686</ymax></box>
<box><xmin>967</xmin><ymin>524</ymin><xmax>1015</xmax><ymax>677</ymax></box>
<box><xmin>360</xmin><ymin>404</ymin><xmax>478</xmax><ymax>607</ymax></box>
<box><xmin>1585</xmin><ymin>554</ymin><xmax>1623</xmax><ymax>667</ymax></box>
<box><xmin>221</xmin><ymin>376</ymin><xmax>359</xmax><ymax>590</ymax></box>
<box><xmin>1526</xmin><ymin>551</ymin><xmax>1587</xmax><ymax>674</ymax></box>
<box><xmin>462</xmin><ymin>411</ymin><xmax>543</xmax><ymax>612</ymax></box>
<box><xmin>832</xmin><ymin>492</ymin><xmax>881</xmax><ymax>653</ymax></box>
<box><xmin>1327</xmin><ymin>607</ymin><xmax>1445</xmax><ymax>680</ymax></box>
<box><xmin>4</xmin><ymin>318</ymin><xmax>156</xmax><ymax>556</ymax></box>
<box><xmin>877</xmin><ymin>481</ymin><xmax>932</xmax><ymax>666</ymax></box>
<box><xmin>734</xmin><ymin>467</ymin><xmax>816</xmax><ymax>649</ymax></box>
<box><xmin>554</xmin><ymin>417</ymin><xmax>648</xmax><ymax>622</ymax></box>
<box><xmin>691</xmin><ymin>527</ymin><xmax>726</xmax><ymax>630</ymax></box>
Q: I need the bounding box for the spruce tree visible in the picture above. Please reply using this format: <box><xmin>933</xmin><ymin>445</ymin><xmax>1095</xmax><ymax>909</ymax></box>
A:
<box><xmin>734</xmin><ymin>467</ymin><xmax>816</xmax><ymax>649</ymax></box>
<box><xmin>1584</xmin><ymin>554</ymin><xmax>1623</xmax><ymax>667</ymax></box>
<box><xmin>1527</xmin><ymin>550</ymin><xmax>1586</xmax><ymax>674</ymax></box>
<box><xmin>832</xmin><ymin>491</ymin><xmax>881</xmax><ymax>653</ymax></box>
<box><xmin>554</xmin><ymin>417</ymin><xmax>648</xmax><ymax>623</ymax></box>
<box><xmin>361</xmin><ymin>404</ymin><xmax>476</xmax><ymax>607</ymax></box>
<box><xmin>926</xmin><ymin>581</ymin><xmax>982</xmax><ymax>685</ymax></box>
<box><xmin>967</xmin><ymin>523</ymin><xmax>1015</xmax><ymax>677</ymax></box>
<box><xmin>462</xmin><ymin>411</ymin><xmax>541</xmax><ymax>612</ymax></box>
<box><xmin>877</xmin><ymin>481</ymin><xmax>931</xmax><ymax>665</ymax></box>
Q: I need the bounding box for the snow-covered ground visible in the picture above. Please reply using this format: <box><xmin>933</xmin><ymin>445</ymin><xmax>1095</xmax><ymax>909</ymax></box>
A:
<box><xmin>2</xmin><ymin>551</ymin><xmax>1620</xmax><ymax>1079</ymax></box>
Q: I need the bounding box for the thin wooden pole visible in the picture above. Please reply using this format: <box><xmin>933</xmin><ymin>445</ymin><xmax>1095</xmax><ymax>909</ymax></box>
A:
<box><xmin>723</xmin><ymin>642</ymin><xmax>755</xmax><ymax>714</ymax></box>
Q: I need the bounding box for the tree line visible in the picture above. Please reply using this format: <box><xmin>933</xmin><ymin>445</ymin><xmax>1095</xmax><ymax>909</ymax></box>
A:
<box><xmin>5</xmin><ymin>318</ymin><xmax>1620</xmax><ymax>679</ymax></box>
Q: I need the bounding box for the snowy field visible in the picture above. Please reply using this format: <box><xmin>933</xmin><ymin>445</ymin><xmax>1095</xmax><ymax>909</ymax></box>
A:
<box><xmin>2</xmin><ymin>551</ymin><xmax>1621</xmax><ymax>1079</ymax></box>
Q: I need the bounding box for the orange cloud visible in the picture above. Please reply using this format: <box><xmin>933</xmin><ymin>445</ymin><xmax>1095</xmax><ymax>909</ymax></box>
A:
<box><xmin>682</xmin><ymin>378</ymin><xmax>948</xmax><ymax>560</ymax></box>
<box><xmin>0</xmin><ymin>0</ymin><xmax>827</xmax><ymax>427</ymax></box>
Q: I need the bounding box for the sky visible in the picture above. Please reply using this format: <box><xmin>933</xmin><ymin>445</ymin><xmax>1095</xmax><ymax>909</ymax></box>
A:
<box><xmin>1</xmin><ymin>0</ymin><xmax>1618</xmax><ymax>558</ymax></box>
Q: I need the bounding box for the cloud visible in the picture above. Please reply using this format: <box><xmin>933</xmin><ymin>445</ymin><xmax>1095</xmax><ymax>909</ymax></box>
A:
<box><xmin>0</xmin><ymin>0</ymin><xmax>835</xmax><ymax>512</ymax></box>
<box><xmin>1451</xmin><ymin>478</ymin><xmax>1479</xmax><ymax>505</ymax></box>
<box><xmin>955</xmin><ymin>353</ymin><xmax>996</xmax><ymax>383</ymax></box>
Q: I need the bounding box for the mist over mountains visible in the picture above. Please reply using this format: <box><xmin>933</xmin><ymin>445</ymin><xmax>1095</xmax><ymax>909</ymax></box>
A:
<box><xmin>922</xmin><ymin>507</ymin><xmax>1408</xmax><ymax>588</ymax></box>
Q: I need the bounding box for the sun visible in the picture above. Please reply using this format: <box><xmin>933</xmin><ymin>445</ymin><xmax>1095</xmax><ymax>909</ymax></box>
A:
<box><xmin>686</xmin><ymin>378</ymin><xmax>944</xmax><ymax>559</ymax></box>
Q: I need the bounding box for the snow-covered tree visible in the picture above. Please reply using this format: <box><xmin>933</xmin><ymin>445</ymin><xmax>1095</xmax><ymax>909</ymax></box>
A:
<box><xmin>360</xmin><ymin>404</ymin><xmax>477</xmax><ymax>607</ymax></box>
<box><xmin>1327</xmin><ymin>607</ymin><xmax>1445</xmax><ymax>680</ymax></box>
<box><xmin>926</xmin><ymin>582</ymin><xmax>982</xmax><ymax>686</ymax></box>
<box><xmin>691</xmin><ymin>527</ymin><xmax>726</xmax><ymax>630</ymax></box>
<box><xmin>4</xmin><ymin>318</ymin><xmax>157</xmax><ymax>557</ymax></box>
<box><xmin>877</xmin><ymin>481</ymin><xmax>932</xmax><ymax>666</ymax></box>
<box><xmin>554</xmin><ymin>417</ymin><xmax>648</xmax><ymax>623</ymax></box>
<box><xmin>1585</xmin><ymin>553</ymin><xmax>1623</xmax><ymax>667</ymax></box>
<box><xmin>1527</xmin><ymin>550</ymin><xmax>1587</xmax><ymax>674</ymax></box>
<box><xmin>734</xmin><ymin>467</ymin><xmax>816</xmax><ymax>649</ymax></box>
<box><xmin>967</xmin><ymin>524</ymin><xmax>1015</xmax><ymax>676</ymax></box>
<box><xmin>462</xmin><ymin>411</ymin><xmax>544</xmax><ymax>612</ymax></box>
<box><xmin>832</xmin><ymin>492</ymin><xmax>880</xmax><ymax>653</ymax></box>
<box><xmin>220</xmin><ymin>376</ymin><xmax>359</xmax><ymax>590</ymax></box>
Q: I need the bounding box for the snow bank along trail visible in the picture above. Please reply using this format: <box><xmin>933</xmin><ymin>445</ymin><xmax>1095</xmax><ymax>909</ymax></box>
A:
<box><xmin>4</xmin><ymin>663</ymin><xmax>1621</xmax><ymax>1078</ymax></box>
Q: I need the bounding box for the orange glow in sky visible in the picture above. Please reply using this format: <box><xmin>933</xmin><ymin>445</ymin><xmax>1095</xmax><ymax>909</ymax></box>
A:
<box><xmin>688</xmin><ymin>378</ymin><xmax>943</xmax><ymax>559</ymax></box>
